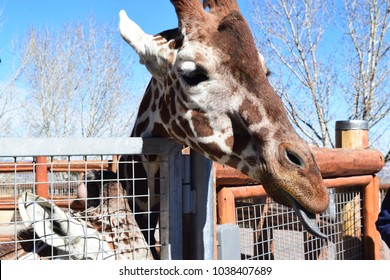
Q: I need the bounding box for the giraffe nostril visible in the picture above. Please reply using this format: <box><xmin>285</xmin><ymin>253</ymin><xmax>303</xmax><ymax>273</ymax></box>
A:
<box><xmin>285</xmin><ymin>149</ymin><xmax>305</xmax><ymax>168</ymax></box>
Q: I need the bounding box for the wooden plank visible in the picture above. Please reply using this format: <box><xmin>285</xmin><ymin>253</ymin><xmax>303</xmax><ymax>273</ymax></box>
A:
<box><xmin>0</xmin><ymin>160</ymin><xmax>111</xmax><ymax>173</ymax></box>
<box><xmin>312</xmin><ymin>148</ymin><xmax>384</xmax><ymax>178</ymax></box>
<box><xmin>363</xmin><ymin>176</ymin><xmax>381</xmax><ymax>260</ymax></box>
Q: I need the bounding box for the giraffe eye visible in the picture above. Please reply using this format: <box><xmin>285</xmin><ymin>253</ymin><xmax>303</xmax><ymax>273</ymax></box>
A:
<box><xmin>178</xmin><ymin>62</ymin><xmax>209</xmax><ymax>86</ymax></box>
<box><xmin>285</xmin><ymin>149</ymin><xmax>305</xmax><ymax>168</ymax></box>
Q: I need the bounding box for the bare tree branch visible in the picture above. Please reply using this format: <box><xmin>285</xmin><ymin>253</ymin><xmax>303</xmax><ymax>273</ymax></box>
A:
<box><xmin>17</xmin><ymin>16</ymin><xmax>137</xmax><ymax>137</ymax></box>
<box><xmin>251</xmin><ymin>0</ymin><xmax>334</xmax><ymax>147</ymax></box>
<box><xmin>250</xmin><ymin>0</ymin><xmax>389</xmax><ymax>155</ymax></box>
<box><xmin>342</xmin><ymin>0</ymin><xmax>390</xmax><ymax>128</ymax></box>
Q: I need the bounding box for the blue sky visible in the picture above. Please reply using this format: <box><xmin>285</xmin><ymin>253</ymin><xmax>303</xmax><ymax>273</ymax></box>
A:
<box><xmin>0</xmin><ymin>1</ymin><xmax>173</xmax><ymax>79</ymax></box>
<box><xmin>0</xmin><ymin>1</ymin><xmax>388</xmax><ymax>154</ymax></box>
<box><xmin>0</xmin><ymin>0</ymin><xmax>249</xmax><ymax>79</ymax></box>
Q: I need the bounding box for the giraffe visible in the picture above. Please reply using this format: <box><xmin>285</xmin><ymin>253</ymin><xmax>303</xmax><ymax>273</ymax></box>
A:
<box><xmin>118</xmin><ymin>0</ymin><xmax>329</xmax><ymax>256</ymax></box>
<box><xmin>76</xmin><ymin>170</ymin><xmax>153</xmax><ymax>260</ymax></box>
<box><xmin>0</xmin><ymin>171</ymin><xmax>153</xmax><ymax>260</ymax></box>
<box><xmin>0</xmin><ymin>192</ymin><xmax>114</xmax><ymax>260</ymax></box>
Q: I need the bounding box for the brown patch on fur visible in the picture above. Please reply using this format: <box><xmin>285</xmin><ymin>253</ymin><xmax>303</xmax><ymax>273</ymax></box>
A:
<box><xmin>178</xmin><ymin>116</ymin><xmax>195</xmax><ymax>138</ymax></box>
<box><xmin>175</xmin><ymin>80</ymin><xmax>181</xmax><ymax>90</ymax></box>
<box><xmin>213</xmin><ymin>11</ymin><xmax>265</xmax><ymax>86</ymax></box>
<box><xmin>170</xmin><ymin>72</ymin><xmax>177</xmax><ymax>81</ymax></box>
<box><xmin>192</xmin><ymin>110</ymin><xmax>214</xmax><ymax>137</ymax></box>
<box><xmin>135</xmin><ymin>118</ymin><xmax>150</xmax><ymax>136</ymax></box>
<box><xmin>198</xmin><ymin>142</ymin><xmax>225</xmax><ymax>159</ymax></box>
<box><xmin>225</xmin><ymin>155</ymin><xmax>241</xmax><ymax>169</ymax></box>
<box><xmin>225</xmin><ymin>135</ymin><xmax>234</xmax><ymax>149</ymax></box>
<box><xmin>177</xmin><ymin>95</ymin><xmax>188</xmax><ymax>113</ymax></box>
<box><xmin>239</xmin><ymin>97</ymin><xmax>262</xmax><ymax>126</ymax></box>
<box><xmin>137</xmin><ymin>82</ymin><xmax>153</xmax><ymax>118</ymax></box>
<box><xmin>160</xmin><ymin>102</ymin><xmax>171</xmax><ymax>125</ymax></box>
<box><xmin>153</xmin><ymin>87</ymin><xmax>160</xmax><ymax>100</ymax></box>
<box><xmin>158</xmin><ymin>28</ymin><xmax>183</xmax><ymax>49</ymax></box>
<box><xmin>188</xmin><ymin>139</ymin><xmax>202</xmax><ymax>154</ymax></box>
<box><xmin>169</xmin><ymin>87</ymin><xmax>177</xmax><ymax>116</ymax></box>
<box><xmin>171</xmin><ymin>120</ymin><xmax>187</xmax><ymax>140</ymax></box>
<box><xmin>151</xmin><ymin>123</ymin><xmax>170</xmax><ymax>138</ymax></box>
<box><xmin>166</xmin><ymin>76</ymin><xmax>173</xmax><ymax>87</ymax></box>
<box><xmin>168</xmin><ymin>40</ymin><xmax>176</xmax><ymax>49</ymax></box>
<box><xmin>228</xmin><ymin>112</ymin><xmax>251</xmax><ymax>155</ymax></box>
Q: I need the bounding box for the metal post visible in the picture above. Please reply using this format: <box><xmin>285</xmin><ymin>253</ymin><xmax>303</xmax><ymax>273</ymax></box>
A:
<box><xmin>159</xmin><ymin>144</ymin><xmax>184</xmax><ymax>260</ymax></box>
<box><xmin>191</xmin><ymin>151</ymin><xmax>215</xmax><ymax>260</ymax></box>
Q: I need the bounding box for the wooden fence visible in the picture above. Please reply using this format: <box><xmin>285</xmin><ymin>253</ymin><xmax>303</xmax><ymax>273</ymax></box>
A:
<box><xmin>0</xmin><ymin>136</ymin><xmax>386</xmax><ymax>259</ymax></box>
<box><xmin>215</xmin><ymin>146</ymin><xmax>386</xmax><ymax>259</ymax></box>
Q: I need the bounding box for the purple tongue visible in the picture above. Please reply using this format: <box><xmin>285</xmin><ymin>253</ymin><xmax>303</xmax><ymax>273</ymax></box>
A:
<box><xmin>290</xmin><ymin>196</ymin><xmax>327</xmax><ymax>239</ymax></box>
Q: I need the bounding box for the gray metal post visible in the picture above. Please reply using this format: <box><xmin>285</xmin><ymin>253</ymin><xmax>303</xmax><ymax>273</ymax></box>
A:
<box><xmin>159</xmin><ymin>144</ymin><xmax>184</xmax><ymax>260</ymax></box>
<box><xmin>190</xmin><ymin>151</ymin><xmax>215</xmax><ymax>260</ymax></box>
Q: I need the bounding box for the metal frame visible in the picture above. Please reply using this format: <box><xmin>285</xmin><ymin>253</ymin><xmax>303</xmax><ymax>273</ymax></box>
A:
<box><xmin>0</xmin><ymin>137</ymin><xmax>188</xmax><ymax>260</ymax></box>
<box><xmin>217</xmin><ymin>179</ymin><xmax>380</xmax><ymax>260</ymax></box>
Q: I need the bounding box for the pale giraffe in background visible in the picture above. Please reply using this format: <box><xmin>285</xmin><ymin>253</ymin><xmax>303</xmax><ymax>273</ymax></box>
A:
<box><xmin>0</xmin><ymin>192</ymin><xmax>114</xmax><ymax>260</ymax></box>
<box><xmin>76</xmin><ymin>170</ymin><xmax>153</xmax><ymax>260</ymax></box>
<box><xmin>0</xmin><ymin>172</ymin><xmax>152</xmax><ymax>260</ymax></box>
<box><xmin>118</xmin><ymin>0</ymin><xmax>329</xmax><ymax>258</ymax></box>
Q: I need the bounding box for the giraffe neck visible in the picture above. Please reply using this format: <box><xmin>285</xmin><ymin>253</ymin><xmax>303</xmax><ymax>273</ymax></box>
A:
<box><xmin>131</xmin><ymin>75</ymin><xmax>280</xmax><ymax>180</ymax></box>
<box><xmin>131</xmin><ymin>79</ymin><xmax>170</xmax><ymax>138</ymax></box>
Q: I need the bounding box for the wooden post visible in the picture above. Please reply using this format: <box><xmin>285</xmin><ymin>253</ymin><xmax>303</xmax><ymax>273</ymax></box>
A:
<box><xmin>336</xmin><ymin>120</ymin><xmax>368</xmax><ymax>149</ymax></box>
<box><xmin>217</xmin><ymin>187</ymin><xmax>236</xmax><ymax>224</ymax></box>
<box><xmin>109</xmin><ymin>155</ymin><xmax>119</xmax><ymax>172</ymax></box>
<box><xmin>335</xmin><ymin>120</ymin><xmax>380</xmax><ymax>259</ymax></box>
<box><xmin>35</xmin><ymin>156</ymin><xmax>49</xmax><ymax>198</ymax></box>
<box><xmin>363</xmin><ymin>176</ymin><xmax>381</xmax><ymax>259</ymax></box>
<box><xmin>335</xmin><ymin>120</ymin><xmax>366</xmax><ymax>259</ymax></box>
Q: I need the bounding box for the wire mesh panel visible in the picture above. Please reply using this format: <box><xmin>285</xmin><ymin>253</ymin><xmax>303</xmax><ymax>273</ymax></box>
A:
<box><xmin>0</xmin><ymin>138</ymin><xmax>182</xmax><ymax>260</ymax></box>
<box><xmin>235</xmin><ymin>186</ymin><xmax>364</xmax><ymax>260</ymax></box>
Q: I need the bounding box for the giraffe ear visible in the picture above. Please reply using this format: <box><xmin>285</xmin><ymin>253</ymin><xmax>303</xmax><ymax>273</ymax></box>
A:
<box><xmin>119</xmin><ymin>10</ymin><xmax>171</xmax><ymax>80</ymax></box>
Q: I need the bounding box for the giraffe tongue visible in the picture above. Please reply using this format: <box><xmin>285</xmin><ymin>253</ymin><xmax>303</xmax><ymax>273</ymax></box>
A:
<box><xmin>290</xmin><ymin>196</ymin><xmax>327</xmax><ymax>239</ymax></box>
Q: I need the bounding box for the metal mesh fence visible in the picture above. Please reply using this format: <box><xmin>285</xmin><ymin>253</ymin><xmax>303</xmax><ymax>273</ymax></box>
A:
<box><xmin>235</xmin><ymin>187</ymin><xmax>364</xmax><ymax>260</ymax></box>
<box><xmin>0</xmin><ymin>138</ymin><xmax>182</xmax><ymax>260</ymax></box>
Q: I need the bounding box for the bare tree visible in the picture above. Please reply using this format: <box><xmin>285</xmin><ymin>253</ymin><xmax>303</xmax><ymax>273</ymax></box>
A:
<box><xmin>250</xmin><ymin>0</ymin><xmax>335</xmax><ymax>147</ymax></box>
<box><xmin>342</xmin><ymin>0</ymin><xmax>389</xmax><ymax>123</ymax></box>
<box><xmin>18</xmin><ymin>16</ymin><xmax>136</xmax><ymax>137</ymax></box>
<box><xmin>250</xmin><ymin>0</ymin><xmax>389</xmax><ymax>154</ymax></box>
<box><xmin>0</xmin><ymin>5</ymin><xmax>12</xmax><ymax>136</ymax></box>
<box><xmin>341</xmin><ymin>0</ymin><xmax>390</xmax><ymax>158</ymax></box>
<box><xmin>0</xmin><ymin>6</ymin><xmax>29</xmax><ymax>137</ymax></box>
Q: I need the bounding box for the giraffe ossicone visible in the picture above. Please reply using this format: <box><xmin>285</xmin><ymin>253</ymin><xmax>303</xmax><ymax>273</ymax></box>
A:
<box><xmin>119</xmin><ymin>0</ymin><xmax>329</xmax><ymax>239</ymax></box>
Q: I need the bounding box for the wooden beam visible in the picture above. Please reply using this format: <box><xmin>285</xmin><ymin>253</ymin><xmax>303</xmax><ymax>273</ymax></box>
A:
<box><xmin>363</xmin><ymin>176</ymin><xmax>381</xmax><ymax>260</ymax></box>
<box><xmin>214</xmin><ymin>148</ymin><xmax>385</xmax><ymax>186</ymax></box>
<box><xmin>35</xmin><ymin>157</ymin><xmax>48</xmax><ymax>198</ymax></box>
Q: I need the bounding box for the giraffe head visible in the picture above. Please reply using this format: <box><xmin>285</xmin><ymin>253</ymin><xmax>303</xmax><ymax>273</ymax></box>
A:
<box><xmin>119</xmin><ymin>0</ymin><xmax>329</xmax><ymax>238</ymax></box>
